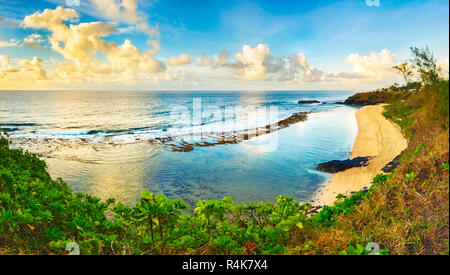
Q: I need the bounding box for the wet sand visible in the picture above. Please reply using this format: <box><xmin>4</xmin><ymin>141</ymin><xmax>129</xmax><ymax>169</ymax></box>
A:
<box><xmin>313</xmin><ymin>104</ymin><xmax>407</xmax><ymax>206</ymax></box>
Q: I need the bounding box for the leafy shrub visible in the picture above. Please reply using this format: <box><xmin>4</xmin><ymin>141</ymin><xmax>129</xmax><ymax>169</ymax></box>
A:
<box><xmin>0</xmin><ymin>132</ymin><xmax>316</xmax><ymax>254</ymax></box>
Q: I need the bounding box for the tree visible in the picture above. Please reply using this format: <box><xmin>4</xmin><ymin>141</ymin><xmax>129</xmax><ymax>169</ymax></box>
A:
<box><xmin>392</xmin><ymin>61</ymin><xmax>414</xmax><ymax>86</ymax></box>
<box><xmin>409</xmin><ymin>46</ymin><xmax>440</xmax><ymax>85</ymax></box>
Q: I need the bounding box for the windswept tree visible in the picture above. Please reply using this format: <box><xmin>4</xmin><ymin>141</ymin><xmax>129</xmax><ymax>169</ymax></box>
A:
<box><xmin>392</xmin><ymin>61</ymin><xmax>415</xmax><ymax>86</ymax></box>
<box><xmin>409</xmin><ymin>46</ymin><xmax>440</xmax><ymax>85</ymax></box>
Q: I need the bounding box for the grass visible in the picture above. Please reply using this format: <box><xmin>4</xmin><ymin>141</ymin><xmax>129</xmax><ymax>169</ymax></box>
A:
<box><xmin>383</xmin><ymin>102</ymin><xmax>417</xmax><ymax>137</ymax></box>
<box><xmin>298</xmin><ymin>80</ymin><xmax>449</xmax><ymax>255</ymax></box>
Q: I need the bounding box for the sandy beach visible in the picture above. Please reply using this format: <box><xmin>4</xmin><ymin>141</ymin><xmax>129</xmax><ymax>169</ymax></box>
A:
<box><xmin>313</xmin><ymin>104</ymin><xmax>408</xmax><ymax>206</ymax></box>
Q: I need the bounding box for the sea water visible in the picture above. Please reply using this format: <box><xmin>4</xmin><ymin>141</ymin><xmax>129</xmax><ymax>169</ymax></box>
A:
<box><xmin>0</xmin><ymin>90</ymin><xmax>358</xmax><ymax>208</ymax></box>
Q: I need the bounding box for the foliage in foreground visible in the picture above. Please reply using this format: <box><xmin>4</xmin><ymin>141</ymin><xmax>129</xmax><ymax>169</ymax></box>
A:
<box><xmin>0</xmin><ymin>130</ymin><xmax>391</xmax><ymax>255</ymax></box>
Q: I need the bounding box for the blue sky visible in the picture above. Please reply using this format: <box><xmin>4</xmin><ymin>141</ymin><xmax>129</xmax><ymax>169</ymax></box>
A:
<box><xmin>0</xmin><ymin>0</ymin><xmax>449</xmax><ymax>90</ymax></box>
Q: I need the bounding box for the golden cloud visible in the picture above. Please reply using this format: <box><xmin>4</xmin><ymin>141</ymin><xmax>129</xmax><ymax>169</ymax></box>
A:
<box><xmin>235</xmin><ymin>44</ymin><xmax>271</xmax><ymax>81</ymax></box>
<box><xmin>168</xmin><ymin>54</ymin><xmax>191</xmax><ymax>66</ymax></box>
<box><xmin>346</xmin><ymin>49</ymin><xmax>397</xmax><ymax>80</ymax></box>
<box><xmin>21</xmin><ymin>7</ymin><xmax>163</xmax><ymax>83</ymax></box>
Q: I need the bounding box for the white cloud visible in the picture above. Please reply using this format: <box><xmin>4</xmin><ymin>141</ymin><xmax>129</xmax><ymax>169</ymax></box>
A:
<box><xmin>0</xmin><ymin>55</ymin><xmax>12</xmax><ymax>77</ymax></box>
<box><xmin>345</xmin><ymin>49</ymin><xmax>397</xmax><ymax>80</ymax></box>
<box><xmin>0</xmin><ymin>55</ymin><xmax>45</xmax><ymax>81</ymax></box>
<box><xmin>288</xmin><ymin>53</ymin><xmax>325</xmax><ymax>82</ymax></box>
<box><xmin>23</xmin><ymin>33</ymin><xmax>45</xmax><ymax>48</ymax></box>
<box><xmin>19</xmin><ymin>57</ymin><xmax>47</xmax><ymax>80</ymax></box>
<box><xmin>24</xmin><ymin>34</ymin><xmax>44</xmax><ymax>43</ymax></box>
<box><xmin>90</xmin><ymin>0</ymin><xmax>159</xmax><ymax>38</ymax></box>
<box><xmin>0</xmin><ymin>55</ymin><xmax>17</xmax><ymax>80</ymax></box>
<box><xmin>214</xmin><ymin>46</ymin><xmax>398</xmax><ymax>85</ymax></box>
<box><xmin>213</xmin><ymin>50</ymin><xmax>230</xmax><ymax>67</ymax></box>
<box><xmin>168</xmin><ymin>53</ymin><xmax>191</xmax><ymax>66</ymax></box>
<box><xmin>206</xmin><ymin>44</ymin><xmax>327</xmax><ymax>83</ymax></box>
<box><xmin>262</xmin><ymin>55</ymin><xmax>285</xmax><ymax>74</ymax></box>
<box><xmin>23</xmin><ymin>7</ymin><xmax>163</xmax><ymax>81</ymax></box>
<box><xmin>199</xmin><ymin>54</ymin><xmax>212</xmax><ymax>66</ymax></box>
<box><xmin>91</xmin><ymin>0</ymin><xmax>139</xmax><ymax>23</ymax></box>
<box><xmin>0</xmin><ymin>39</ymin><xmax>19</xmax><ymax>47</ymax></box>
<box><xmin>234</xmin><ymin>44</ymin><xmax>271</xmax><ymax>80</ymax></box>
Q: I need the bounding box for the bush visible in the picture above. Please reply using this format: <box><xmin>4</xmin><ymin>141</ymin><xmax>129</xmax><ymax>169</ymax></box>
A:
<box><xmin>0</xmin><ymin>133</ymin><xmax>315</xmax><ymax>254</ymax></box>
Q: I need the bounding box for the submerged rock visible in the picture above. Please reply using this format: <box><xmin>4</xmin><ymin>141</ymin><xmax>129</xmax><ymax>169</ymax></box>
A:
<box><xmin>317</xmin><ymin>156</ymin><xmax>371</xmax><ymax>173</ymax></box>
<box><xmin>277</xmin><ymin>112</ymin><xmax>309</xmax><ymax>128</ymax></box>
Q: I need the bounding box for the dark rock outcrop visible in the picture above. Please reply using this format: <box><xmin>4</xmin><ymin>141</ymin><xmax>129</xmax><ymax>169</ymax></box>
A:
<box><xmin>381</xmin><ymin>154</ymin><xmax>402</xmax><ymax>173</ymax></box>
<box><xmin>277</xmin><ymin>112</ymin><xmax>309</xmax><ymax>127</ymax></box>
<box><xmin>317</xmin><ymin>157</ymin><xmax>371</xmax><ymax>173</ymax></box>
<box><xmin>298</xmin><ymin>100</ymin><xmax>320</xmax><ymax>104</ymax></box>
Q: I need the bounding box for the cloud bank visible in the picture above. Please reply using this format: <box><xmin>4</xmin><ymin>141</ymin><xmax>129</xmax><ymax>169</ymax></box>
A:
<box><xmin>2</xmin><ymin>5</ymin><xmax>447</xmax><ymax>90</ymax></box>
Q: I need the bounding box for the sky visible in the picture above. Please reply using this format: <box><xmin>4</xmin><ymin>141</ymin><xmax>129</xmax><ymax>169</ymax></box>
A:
<box><xmin>0</xmin><ymin>0</ymin><xmax>448</xmax><ymax>90</ymax></box>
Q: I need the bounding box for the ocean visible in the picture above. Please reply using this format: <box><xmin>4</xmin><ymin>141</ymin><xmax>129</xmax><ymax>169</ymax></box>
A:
<box><xmin>0</xmin><ymin>90</ymin><xmax>358</xmax><ymax>208</ymax></box>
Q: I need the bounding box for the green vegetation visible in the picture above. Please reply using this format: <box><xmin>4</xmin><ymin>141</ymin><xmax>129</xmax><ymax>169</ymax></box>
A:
<box><xmin>1</xmin><ymin>131</ymin><xmax>391</xmax><ymax>255</ymax></box>
<box><xmin>393</xmin><ymin>61</ymin><xmax>415</xmax><ymax>86</ymax></box>
<box><xmin>410</xmin><ymin>46</ymin><xmax>441</xmax><ymax>85</ymax></box>
<box><xmin>442</xmin><ymin>162</ymin><xmax>449</xmax><ymax>171</ymax></box>
<box><xmin>1</xmin><ymin>46</ymin><xmax>448</xmax><ymax>255</ymax></box>
<box><xmin>312</xmin><ymin>174</ymin><xmax>392</xmax><ymax>227</ymax></box>
<box><xmin>344</xmin><ymin>89</ymin><xmax>411</xmax><ymax>106</ymax></box>
<box><xmin>383</xmin><ymin>103</ymin><xmax>417</xmax><ymax>135</ymax></box>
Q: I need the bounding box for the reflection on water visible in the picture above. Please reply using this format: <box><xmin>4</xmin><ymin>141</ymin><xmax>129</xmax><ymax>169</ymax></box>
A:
<box><xmin>41</xmin><ymin>142</ymin><xmax>159</xmax><ymax>203</ymax></box>
<box><xmin>32</xmin><ymin>106</ymin><xmax>357</xmax><ymax>209</ymax></box>
<box><xmin>1</xmin><ymin>90</ymin><xmax>358</xmax><ymax>209</ymax></box>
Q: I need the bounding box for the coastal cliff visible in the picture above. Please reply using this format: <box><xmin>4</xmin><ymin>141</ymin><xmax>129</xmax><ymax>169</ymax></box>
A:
<box><xmin>344</xmin><ymin>90</ymin><xmax>411</xmax><ymax>106</ymax></box>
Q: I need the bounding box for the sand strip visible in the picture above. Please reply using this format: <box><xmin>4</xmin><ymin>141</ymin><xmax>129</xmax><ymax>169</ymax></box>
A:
<box><xmin>313</xmin><ymin>104</ymin><xmax>407</xmax><ymax>206</ymax></box>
